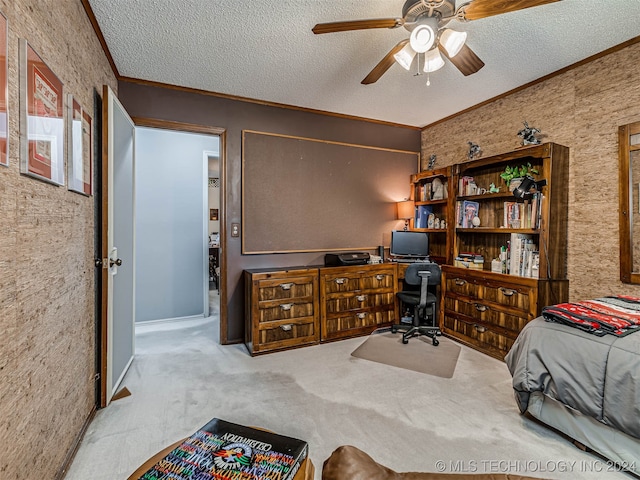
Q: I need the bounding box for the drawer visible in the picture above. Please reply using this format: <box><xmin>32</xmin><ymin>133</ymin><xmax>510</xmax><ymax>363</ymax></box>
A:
<box><xmin>442</xmin><ymin>313</ymin><xmax>516</xmax><ymax>359</ymax></box>
<box><xmin>255</xmin><ymin>275</ymin><xmax>316</xmax><ymax>302</ymax></box>
<box><xmin>257</xmin><ymin>299</ymin><xmax>314</xmax><ymax>323</ymax></box>
<box><xmin>445</xmin><ymin>276</ymin><xmax>533</xmax><ymax>313</ymax></box>
<box><xmin>323</xmin><ymin>308</ymin><xmax>395</xmax><ymax>341</ymax></box>
<box><xmin>321</xmin><ymin>265</ymin><xmax>396</xmax><ymax>294</ymax></box>
<box><xmin>324</xmin><ymin>292</ymin><xmax>395</xmax><ymax>314</ymax></box>
<box><xmin>256</xmin><ymin>317</ymin><xmax>318</xmax><ymax>353</ymax></box>
<box><xmin>444</xmin><ymin>295</ymin><xmax>528</xmax><ymax>333</ymax></box>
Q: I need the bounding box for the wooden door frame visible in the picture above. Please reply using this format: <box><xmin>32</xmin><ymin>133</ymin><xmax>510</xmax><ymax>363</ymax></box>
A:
<box><xmin>99</xmin><ymin>115</ymin><xmax>227</xmax><ymax>406</ymax></box>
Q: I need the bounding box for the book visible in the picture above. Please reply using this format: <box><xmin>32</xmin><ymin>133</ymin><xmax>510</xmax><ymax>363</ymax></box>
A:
<box><xmin>461</xmin><ymin>200</ymin><xmax>479</xmax><ymax>228</ymax></box>
<box><xmin>509</xmin><ymin>233</ymin><xmax>538</xmax><ymax>277</ymax></box>
<box><xmin>138</xmin><ymin>418</ymin><xmax>308</xmax><ymax>480</ymax></box>
<box><xmin>416</xmin><ymin>205</ymin><xmax>432</xmax><ymax>229</ymax></box>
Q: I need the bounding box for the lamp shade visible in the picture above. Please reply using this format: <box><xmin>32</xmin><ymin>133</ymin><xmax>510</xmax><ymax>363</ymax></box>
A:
<box><xmin>393</xmin><ymin>43</ymin><xmax>416</xmax><ymax>70</ymax></box>
<box><xmin>423</xmin><ymin>48</ymin><xmax>445</xmax><ymax>73</ymax></box>
<box><xmin>440</xmin><ymin>29</ymin><xmax>467</xmax><ymax>58</ymax></box>
<box><xmin>397</xmin><ymin>200</ymin><xmax>415</xmax><ymax>220</ymax></box>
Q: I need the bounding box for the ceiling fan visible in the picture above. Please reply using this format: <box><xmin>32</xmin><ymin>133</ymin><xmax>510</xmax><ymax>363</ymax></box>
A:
<box><xmin>312</xmin><ymin>0</ymin><xmax>561</xmax><ymax>85</ymax></box>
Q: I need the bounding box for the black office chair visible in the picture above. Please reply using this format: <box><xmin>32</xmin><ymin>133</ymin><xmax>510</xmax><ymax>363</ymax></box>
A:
<box><xmin>392</xmin><ymin>262</ymin><xmax>442</xmax><ymax>345</ymax></box>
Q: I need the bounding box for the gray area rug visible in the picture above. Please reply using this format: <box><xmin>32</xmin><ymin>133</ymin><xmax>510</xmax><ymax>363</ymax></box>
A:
<box><xmin>350</xmin><ymin>331</ymin><xmax>461</xmax><ymax>378</ymax></box>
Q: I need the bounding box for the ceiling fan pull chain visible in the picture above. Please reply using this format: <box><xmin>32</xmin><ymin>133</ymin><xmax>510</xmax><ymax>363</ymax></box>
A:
<box><xmin>426</xmin><ymin>72</ymin><xmax>431</xmax><ymax>87</ymax></box>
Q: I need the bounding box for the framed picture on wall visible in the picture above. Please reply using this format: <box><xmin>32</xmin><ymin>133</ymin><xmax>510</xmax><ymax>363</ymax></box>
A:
<box><xmin>0</xmin><ymin>11</ymin><xmax>8</xmax><ymax>167</ymax></box>
<box><xmin>19</xmin><ymin>38</ymin><xmax>65</xmax><ymax>185</ymax></box>
<box><xmin>67</xmin><ymin>94</ymin><xmax>92</xmax><ymax>195</ymax></box>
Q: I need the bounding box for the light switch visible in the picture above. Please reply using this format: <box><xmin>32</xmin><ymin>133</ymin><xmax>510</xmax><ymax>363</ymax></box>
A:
<box><xmin>231</xmin><ymin>223</ymin><xmax>240</xmax><ymax>237</ymax></box>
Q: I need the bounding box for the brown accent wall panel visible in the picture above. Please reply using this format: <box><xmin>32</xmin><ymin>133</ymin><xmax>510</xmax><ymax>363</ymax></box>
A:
<box><xmin>117</xmin><ymin>80</ymin><xmax>421</xmax><ymax>343</ymax></box>
<box><xmin>242</xmin><ymin>131</ymin><xmax>417</xmax><ymax>254</ymax></box>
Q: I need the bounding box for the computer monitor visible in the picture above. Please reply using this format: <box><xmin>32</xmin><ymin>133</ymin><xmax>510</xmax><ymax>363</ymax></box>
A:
<box><xmin>390</xmin><ymin>230</ymin><xmax>429</xmax><ymax>258</ymax></box>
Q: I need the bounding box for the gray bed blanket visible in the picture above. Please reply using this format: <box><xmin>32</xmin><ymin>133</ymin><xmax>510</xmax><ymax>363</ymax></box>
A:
<box><xmin>504</xmin><ymin>317</ymin><xmax>640</xmax><ymax>440</ymax></box>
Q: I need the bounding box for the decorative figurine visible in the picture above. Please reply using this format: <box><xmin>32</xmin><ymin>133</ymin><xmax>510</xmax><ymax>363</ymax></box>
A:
<box><xmin>517</xmin><ymin>121</ymin><xmax>542</xmax><ymax>146</ymax></box>
<box><xmin>489</xmin><ymin>182</ymin><xmax>500</xmax><ymax>193</ymax></box>
<box><xmin>467</xmin><ymin>141</ymin><xmax>481</xmax><ymax>160</ymax></box>
<box><xmin>427</xmin><ymin>153</ymin><xmax>437</xmax><ymax>170</ymax></box>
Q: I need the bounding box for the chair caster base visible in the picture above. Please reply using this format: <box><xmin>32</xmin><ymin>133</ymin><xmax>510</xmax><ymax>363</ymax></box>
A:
<box><xmin>402</xmin><ymin>337</ymin><xmax>409</xmax><ymax>344</ymax></box>
<box><xmin>432</xmin><ymin>338</ymin><xmax>439</xmax><ymax>346</ymax></box>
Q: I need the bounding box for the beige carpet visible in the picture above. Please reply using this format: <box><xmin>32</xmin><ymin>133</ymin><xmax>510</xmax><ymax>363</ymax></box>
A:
<box><xmin>350</xmin><ymin>330</ymin><xmax>461</xmax><ymax>378</ymax></box>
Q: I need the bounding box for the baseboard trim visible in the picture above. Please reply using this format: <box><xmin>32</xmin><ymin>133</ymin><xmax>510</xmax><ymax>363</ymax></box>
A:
<box><xmin>55</xmin><ymin>405</ymin><xmax>97</xmax><ymax>480</ymax></box>
<box><xmin>135</xmin><ymin>314</ymin><xmax>205</xmax><ymax>326</ymax></box>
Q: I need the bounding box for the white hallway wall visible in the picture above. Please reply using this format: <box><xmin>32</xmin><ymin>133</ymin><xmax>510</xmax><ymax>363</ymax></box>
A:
<box><xmin>135</xmin><ymin>127</ymin><xmax>220</xmax><ymax>322</ymax></box>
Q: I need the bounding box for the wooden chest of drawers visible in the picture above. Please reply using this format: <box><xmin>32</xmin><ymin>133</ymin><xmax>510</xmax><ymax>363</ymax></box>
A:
<box><xmin>441</xmin><ymin>266</ymin><xmax>538</xmax><ymax>360</ymax></box>
<box><xmin>319</xmin><ymin>263</ymin><xmax>397</xmax><ymax>342</ymax></box>
<box><xmin>244</xmin><ymin>267</ymin><xmax>320</xmax><ymax>355</ymax></box>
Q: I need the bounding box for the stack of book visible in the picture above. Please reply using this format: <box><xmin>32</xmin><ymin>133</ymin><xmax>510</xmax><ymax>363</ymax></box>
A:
<box><xmin>508</xmin><ymin>233</ymin><xmax>539</xmax><ymax>278</ymax></box>
<box><xmin>503</xmin><ymin>193</ymin><xmax>543</xmax><ymax>229</ymax></box>
<box><xmin>454</xmin><ymin>252</ymin><xmax>484</xmax><ymax>270</ymax></box>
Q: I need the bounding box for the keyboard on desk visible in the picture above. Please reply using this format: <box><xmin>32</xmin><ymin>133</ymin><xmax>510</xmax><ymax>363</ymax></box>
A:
<box><xmin>390</xmin><ymin>257</ymin><xmax>429</xmax><ymax>263</ymax></box>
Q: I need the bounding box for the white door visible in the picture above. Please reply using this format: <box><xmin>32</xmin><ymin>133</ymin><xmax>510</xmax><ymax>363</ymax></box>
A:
<box><xmin>100</xmin><ymin>85</ymin><xmax>135</xmax><ymax>406</ymax></box>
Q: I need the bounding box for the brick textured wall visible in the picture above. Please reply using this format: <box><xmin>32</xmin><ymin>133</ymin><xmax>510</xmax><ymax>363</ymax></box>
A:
<box><xmin>0</xmin><ymin>1</ymin><xmax>116</xmax><ymax>478</ymax></box>
<box><xmin>422</xmin><ymin>40</ymin><xmax>640</xmax><ymax>301</ymax></box>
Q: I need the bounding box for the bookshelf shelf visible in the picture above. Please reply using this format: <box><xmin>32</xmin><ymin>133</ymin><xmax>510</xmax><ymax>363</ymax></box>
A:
<box><xmin>409</xmin><ymin>166</ymin><xmax>454</xmax><ymax>264</ymax></box>
<box><xmin>456</xmin><ymin>228</ymin><xmax>540</xmax><ymax>234</ymax></box>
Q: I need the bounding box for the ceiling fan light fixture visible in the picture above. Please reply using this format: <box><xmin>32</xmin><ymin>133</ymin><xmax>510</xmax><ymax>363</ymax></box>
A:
<box><xmin>440</xmin><ymin>28</ymin><xmax>467</xmax><ymax>57</ymax></box>
<box><xmin>423</xmin><ymin>48</ymin><xmax>445</xmax><ymax>73</ymax></box>
<box><xmin>393</xmin><ymin>43</ymin><xmax>416</xmax><ymax>70</ymax></box>
<box><xmin>409</xmin><ymin>24</ymin><xmax>435</xmax><ymax>53</ymax></box>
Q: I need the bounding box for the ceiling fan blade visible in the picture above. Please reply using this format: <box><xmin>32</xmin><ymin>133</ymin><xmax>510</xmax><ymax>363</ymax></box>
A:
<box><xmin>439</xmin><ymin>43</ymin><xmax>485</xmax><ymax>76</ymax></box>
<box><xmin>457</xmin><ymin>0</ymin><xmax>560</xmax><ymax>21</ymax></box>
<box><xmin>361</xmin><ymin>40</ymin><xmax>409</xmax><ymax>85</ymax></box>
<box><xmin>312</xmin><ymin>18</ymin><xmax>403</xmax><ymax>34</ymax></box>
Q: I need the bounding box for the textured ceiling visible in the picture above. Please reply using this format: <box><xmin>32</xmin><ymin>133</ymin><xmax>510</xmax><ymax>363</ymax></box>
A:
<box><xmin>87</xmin><ymin>0</ymin><xmax>640</xmax><ymax>128</ymax></box>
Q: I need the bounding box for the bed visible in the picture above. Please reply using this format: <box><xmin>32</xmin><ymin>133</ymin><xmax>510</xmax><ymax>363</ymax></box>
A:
<box><xmin>504</xmin><ymin>297</ymin><xmax>640</xmax><ymax>476</ymax></box>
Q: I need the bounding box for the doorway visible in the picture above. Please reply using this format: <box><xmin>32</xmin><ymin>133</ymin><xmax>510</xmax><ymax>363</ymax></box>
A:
<box><xmin>99</xmin><ymin>98</ymin><xmax>226</xmax><ymax>406</ymax></box>
<box><xmin>134</xmin><ymin>127</ymin><xmax>219</xmax><ymax>323</ymax></box>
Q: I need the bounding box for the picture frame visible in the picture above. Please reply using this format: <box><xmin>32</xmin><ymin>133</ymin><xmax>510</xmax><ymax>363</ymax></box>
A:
<box><xmin>0</xmin><ymin>12</ymin><xmax>8</xmax><ymax>167</ymax></box>
<box><xmin>19</xmin><ymin>38</ymin><xmax>65</xmax><ymax>185</ymax></box>
<box><xmin>67</xmin><ymin>94</ymin><xmax>92</xmax><ymax>195</ymax></box>
<box><xmin>210</xmin><ymin>208</ymin><xmax>219</xmax><ymax>221</ymax></box>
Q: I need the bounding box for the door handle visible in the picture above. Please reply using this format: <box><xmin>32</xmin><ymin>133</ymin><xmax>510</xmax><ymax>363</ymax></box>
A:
<box><xmin>109</xmin><ymin>247</ymin><xmax>121</xmax><ymax>275</ymax></box>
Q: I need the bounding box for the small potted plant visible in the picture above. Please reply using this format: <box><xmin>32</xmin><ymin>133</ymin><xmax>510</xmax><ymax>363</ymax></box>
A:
<box><xmin>500</xmin><ymin>163</ymin><xmax>539</xmax><ymax>191</ymax></box>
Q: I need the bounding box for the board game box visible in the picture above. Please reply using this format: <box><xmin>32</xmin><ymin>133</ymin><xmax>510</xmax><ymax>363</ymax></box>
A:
<box><xmin>137</xmin><ymin>418</ymin><xmax>308</xmax><ymax>480</ymax></box>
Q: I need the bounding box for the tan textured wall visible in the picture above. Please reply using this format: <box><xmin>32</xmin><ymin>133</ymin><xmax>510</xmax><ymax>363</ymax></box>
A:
<box><xmin>0</xmin><ymin>0</ymin><xmax>116</xmax><ymax>478</ymax></box>
<box><xmin>422</xmin><ymin>40</ymin><xmax>640</xmax><ymax>301</ymax></box>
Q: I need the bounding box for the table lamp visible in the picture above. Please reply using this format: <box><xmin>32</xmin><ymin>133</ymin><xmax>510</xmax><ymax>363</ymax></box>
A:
<box><xmin>397</xmin><ymin>200</ymin><xmax>415</xmax><ymax>231</ymax></box>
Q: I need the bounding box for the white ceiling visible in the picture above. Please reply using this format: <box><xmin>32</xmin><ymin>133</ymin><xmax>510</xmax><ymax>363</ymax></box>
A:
<box><xmin>87</xmin><ymin>0</ymin><xmax>640</xmax><ymax>128</ymax></box>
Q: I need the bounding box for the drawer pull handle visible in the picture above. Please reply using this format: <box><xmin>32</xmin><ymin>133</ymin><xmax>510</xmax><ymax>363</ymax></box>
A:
<box><xmin>279</xmin><ymin>282</ymin><xmax>293</xmax><ymax>290</ymax></box>
<box><xmin>280</xmin><ymin>303</ymin><xmax>293</xmax><ymax>311</ymax></box>
<box><xmin>357</xmin><ymin>312</ymin><xmax>367</xmax><ymax>319</ymax></box>
<box><xmin>280</xmin><ymin>324</ymin><xmax>292</xmax><ymax>332</ymax></box>
<box><xmin>375</xmin><ymin>274</ymin><xmax>385</xmax><ymax>281</ymax></box>
<box><xmin>455</xmin><ymin>278</ymin><xmax>467</xmax><ymax>286</ymax></box>
<box><xmin>500</xmin><ymin>288</ymin><xmax>517</xmax><ymax>297</ymax></box>
<box><xmin>474</xmin><ymin>303</ymin><xmax>488</xmax><ymax>312</ymax></box>
<box><xmin>335</xmin><ymin>278</ymin><xmax>347</xmax><ymax>285</ymax></box>
<box><xmin>474</xmin><ymin>324</ymin><xmax>487</xmax><ymax>333</ymax></box>
<box><xmin>356</xmin><ymin>295</ymin><xmax>367</xmax><ymax>302</ymax></box>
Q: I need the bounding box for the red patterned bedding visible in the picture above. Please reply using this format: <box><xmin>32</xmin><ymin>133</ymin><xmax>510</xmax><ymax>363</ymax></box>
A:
<box><xmin>541</xmin><ymin>295</ymin><xmax>640</xmax><ymax>336</ymax></box>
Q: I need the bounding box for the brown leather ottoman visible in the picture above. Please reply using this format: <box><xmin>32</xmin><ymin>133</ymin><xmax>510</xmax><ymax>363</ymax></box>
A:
<box><xmin>322</xmin><ymin>445</ymin><xmax>548</xmax><ymax>480</ymax></box>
